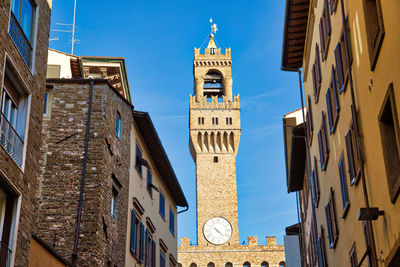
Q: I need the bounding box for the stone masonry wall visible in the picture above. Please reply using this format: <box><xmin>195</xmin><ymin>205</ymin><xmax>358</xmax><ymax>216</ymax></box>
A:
<box><xmin>0</xmin><ymin>1</ymin><xmax>51</xmax><ymax>266</ymax></box>
<box><xmin>36</xmin><ymin>80</ymin><xmax>132</xmax><ymax>266</ymax></box>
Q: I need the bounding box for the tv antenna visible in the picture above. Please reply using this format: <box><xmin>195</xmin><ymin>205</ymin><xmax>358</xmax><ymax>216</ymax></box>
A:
<box><xmin>52</xmin><ymin>0</ymin><xmax>79</xmax><ymax>54</ymax></box>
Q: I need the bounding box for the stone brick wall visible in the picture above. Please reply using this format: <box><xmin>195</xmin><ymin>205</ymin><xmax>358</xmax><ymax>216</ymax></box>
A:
<box><xmin>36</xmin><ymin>80</ymin><xmax>132</xmax><ymax>266</ymax></box>
<box><xmin>0</xmin><ymin>1</ymin><xmax>51</xmax><ymax>266</ymax></box>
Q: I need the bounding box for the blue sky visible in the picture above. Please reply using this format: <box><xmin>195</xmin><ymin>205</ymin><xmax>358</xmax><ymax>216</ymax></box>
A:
<box><xmin>49</xmin><ymin>0</ymin><xmax>300</xmax><ymax>245</ymax></box>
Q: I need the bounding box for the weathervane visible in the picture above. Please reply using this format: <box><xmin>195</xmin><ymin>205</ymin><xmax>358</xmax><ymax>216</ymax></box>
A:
<box><xmin>209</xmin><ymin>18</ymin><xmax>218</xmax><ymax>37</ymax></box>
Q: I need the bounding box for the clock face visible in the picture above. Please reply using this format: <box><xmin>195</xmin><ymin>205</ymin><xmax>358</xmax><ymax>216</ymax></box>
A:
<box><xmin>203</xmin><ymin>217</ymin><xmax>232</xmax><ymax>245</ymax></box>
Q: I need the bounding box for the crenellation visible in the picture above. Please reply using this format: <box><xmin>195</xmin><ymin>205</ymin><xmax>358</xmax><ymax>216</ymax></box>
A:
<box><xmin>189</xmin><ymin>95</ymin><xmax>240</xmax><ymax>109</ymax></box>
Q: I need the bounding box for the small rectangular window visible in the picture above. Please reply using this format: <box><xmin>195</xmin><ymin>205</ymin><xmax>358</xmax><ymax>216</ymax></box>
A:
<box><xmin>111</xmin><ymin>186</ymin><xmax>119</xmax><ymax>220</ymax></box>
<box><xmin>147</xmin><ymin>170</ymin><xmax>153</xmax><ymax>198</ymax></box>
<box><xmin>159</xmin><ymin>191</ymin><xmax>165</xmax><ymax>219</ymax></box>
<box><xmin>130</xmin><ymin>210</ymin><xmax>138</xmax><ymax>255</ymax></box>
<box><xmin>214</xmin><ymin>156</ymin><xmax>218</xmax><ymax>163</ymax></box>
<box><xmin>169</xmin><ymin>208</ymin><xmax>175</xmax><ymax>235</ymax></box>
<box><xmin>116</xmin><ymin>112</ymin><xmax>122</xmax><ymax>139</ymax></box>
<box><xmin>378</xmin><ymin>83</ymin><xmax>400</xmax><ymax>203</ymax></box>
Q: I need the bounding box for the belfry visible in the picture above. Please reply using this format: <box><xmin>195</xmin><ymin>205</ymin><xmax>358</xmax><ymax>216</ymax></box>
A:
<box><xmin>178</xmin><ymin>22</ymin><xmax>286</xmax><ymax>267</ymax></box>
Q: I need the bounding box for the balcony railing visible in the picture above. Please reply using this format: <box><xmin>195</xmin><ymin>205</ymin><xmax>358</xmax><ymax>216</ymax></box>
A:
<box><xmin>0</xmin><ymin>240</ymin><xmax>12</xmax><ymax>267</ymax></box>
<box><xmin>0</xmin><ymin>111</ymin><xmax>24</xmax><ymax>167</ymax></box>
<box><xmin>9</xmin><ymin>12</ymin><xmax>32</xmax><ymax>67</ymax></box>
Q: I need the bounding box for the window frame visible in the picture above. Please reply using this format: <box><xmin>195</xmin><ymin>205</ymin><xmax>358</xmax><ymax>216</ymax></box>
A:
<box><xmin>115</xmin><ymin>111</ymin><xmax>122</xmax><ymax>139</ymax></box>
<box><xmin>159</xmin><ymin>191</ymin><xmax>165</xmax><ymax>220</ymax></box>
<box><xmin>135</xmin><ymin>144</ymin><xmax>143</xmax><ymax>176</ymax></box>
<box><xmin>345</xmin><ymin>117</ymin><xmax>361</xmax><ymax>186</ymax></box>
<box><xmin>326</xmin><ymin>66</ymin><xmax>340</xmax><ymax>134</ymax></box>
<box><xmin>325</xmin><ymin>188</ymin><xmax>338</xmax><ymax>248</ymax></box>
<box><xmin>147</xmin><ymin>169</ymin><xmax>153</xmax><ymax>198</ymax></box>
<box><xmin>169</xmin><ymin>208</ymin><xmax>175</xmax><ymax>236</ymax></box>
<box><xmin>338</xmin><ymin>154</ymin><xmax>350</xmax><ymax>217</ymax></box>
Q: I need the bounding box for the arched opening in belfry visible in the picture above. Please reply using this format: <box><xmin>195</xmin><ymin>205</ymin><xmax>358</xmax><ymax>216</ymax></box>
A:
<box><xmin>197</xmin><ymin>132</ymin><xmax>202</xmax><ymax>152</ymax></box>
<box><xmin>204</xmin><ymin>132</ymin><xmax>209</xmax><ymax>152</ymax></box>
<box><xmin>229</xmin><ymin>132</ymin><xmax>234</xmax><ymax>151</ymax></box>
<box><xmin>225</xmin><ymin>263</ymin><xmax>233</xmax><ymax>267</ymax></box>
<box><xmin>261</xmin><ymin>261</ymin><xmax>269</xmax><ymax>267</ymax></box>
<box><xmin>216</xmin><ymin>132</ymin><xmax>222</xmax><ymax>152</ymax></box>
<box><xmin>279</xmin><ymin>261</ymin><xmax>286</xmax><ymax>267</ymax></box>
<box><xmin>243</xmin><ymin>262</ymin><xmax>251</xmax><ymax>267</ymax></box>
<box><xmin>223</xmin><ymin>132</ymin><xmax>228</xmax><ymax>152</ymax></box>
<box><xmin>190</xmin><ymin>263</ymin><xmax>197</xmax><ymax>267</ymax></box>
<box><xmin>203</xmin><ymin>70</ymin><xmax>223</xmax><ymax>98</ymax></box>
<box><xmin>210</xmin><ymin>132</ymin><xmax>216</xmax><ymax>152</ymax></box>
<box><xmin>207</xmin><ymin>263</ymin><xmax>215</xmax><ymax>267</ymax></box>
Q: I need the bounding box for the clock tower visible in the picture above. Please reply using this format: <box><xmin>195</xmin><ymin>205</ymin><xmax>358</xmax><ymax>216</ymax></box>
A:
<box><xmin>189</xmin><ymin>28</ymin><xmax>241</xmax><ymax>246</ymax></box>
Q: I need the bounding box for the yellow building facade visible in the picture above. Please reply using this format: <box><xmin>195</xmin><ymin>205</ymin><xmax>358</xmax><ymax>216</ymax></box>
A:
<box><xmin>178</xmin><ymin>31</ymin><xmax>286</xmax><ymax>267</ymax></box>
<box><xmin>282</xmin><ymin>0</ymin><xmax>400</xmax><ymax>266</ymax></box>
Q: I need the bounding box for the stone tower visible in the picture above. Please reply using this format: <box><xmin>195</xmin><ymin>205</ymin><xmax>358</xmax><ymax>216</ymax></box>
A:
<box><xmin>189</xmin><ymin>32</ymin><xmax>241</xmax><ymax>246</ymax></box>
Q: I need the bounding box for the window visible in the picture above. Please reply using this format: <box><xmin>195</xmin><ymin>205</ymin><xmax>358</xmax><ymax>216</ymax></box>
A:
<box><xmin>160</xmin><ymin>251</ymin><xmax>166</xmax><ymax>267</ymax></box>
<box><xmin>326</xmin><ymin>66</ymin><xmax>340</xmax><ymax>133</ymax></box>
<box><xmin>212</xmin><ymin>117</ymin><xmax>219</xmax><ymax>125</ymax></box>
<box><xmin>0</xmin><ymin>67</ymin><xmax>29</xmax><ymax>167</ymax></box>
<box><xmin>325</xmin><ymin>188</ymin><xmax>338</xmax><ymax>248</ymax></box>
<box><xmin>362</xmin><ymin>0</ymin><xmax>385</xmax><ymax>70</ymax></box>
<box><xmin>208</xmin><ymin>263</ymin><xmax>215</xmax><ymax>267</ymax></box>
<box><xmin>311</xmin><ymin>157</ymin><xmax>320</xmax><ymax>208</ymax></box>
<box><xmin>169</xmin><ymin>208</ymin><xmax>175</xmax><ymax>235</ymax></box>
<box><xmin>319</xmin><ymin>0</ymin><xmax>331</xmax><ymax>60</ymax></box>
<box><xmin>135</xmin><ymin>144</ymin><xmax>143</xmax><ymax>176</ymax></box>
<box><xmin>225</xmin><ymin>263</ymin><xmax>233</xmax><ymax>267</ymax></box>
<box><xmin>334</xmin><ymin>34</ymin><xmax>348</xmax><ymax>94</ymax></box>
<box><xmin>9</xmin><ymin>0</ymin><xmax>36</xmax><ymax>66</ymax></box>
<box><xmin>159</xmin><ymin>191</ymin><xmax>165</xmax><ymax>219</ymax></box>
<box><xmin>213</xmin><ymin>156</ymin><xmax>218</xmax><ymax>163</ymax></box>
<box><xmin>243</xmin><ymin>262</ymin><xmax>251</xmax><ymax>267</ymax></box>
<box><xmin>306</xmin><ymin>96</ymin><xmax>314</xmax><ymax>145</ymax></box>
<box><xmin>111</xmin><ymin>185</ymin><xmax>119</xmax><ymax>220</ymax></box>
<box><xmin>349</xmin><ymin>242</ymin><xmax>357</xmax><ymax>267</ymax></box>
<box><xmin>318</xmin><ymin>112</ymin><xmax>329</xmax><ymax>171</ymax></box>
<box><xmin>210</xmin><ymin>48</ymin><xmax>215</xmax><ymax>55</ymax></box>
<box><xmin>378</xmin><ymin>83</ymin><xmax>400</xmax><ymax>203</ymax></box>
<box><xmin>338</xmin><ymin>154</ymin><xmax>350</xmax><ymax>216</ymax></box>
<box><xmin>226</xmin><ymin>117</ymin><xmax>232</xmax><ymax>125</ymax></box>
<box><xmin>345</xmin><ymin>116</ymin><xmax>361</xmax><ymax>185</ymax></box>
<box><xmin>309</xmin><ymin>218</ymin><xmax>318</xmax><ymax>266</ymax></box>
<box><xmin>261</xmin><ymin>261</ymin><xmax>269</xmax><ymax>267</ymax></box>
<box><xmin>317</xmin><ymin>226</ymin><xmax>327</xmax><ymax>267</ymax></box>
<box><xmin>147</xmin><ymin>170</ymin><xmax>153</xmax><ymax>197</ymax></box>
<box><xmin>0</xmin><ymin>184</ymin><xmax>19</xmax><ymax>267</ymax></box>
<box><xmin>198</xmin><ymin>117</ymin><xmax>204</xmax><ymax>125</ymax></box>
<box><xmin>46</xmin><ymin>64</ymin><xmax>61</xmax><ymax>78</ymax></box>
<box><xmin>116</xmin><ymin>112</ymin><xmax>122</xmax><ymax>139</ymax></box>
<box><xmin>145</xmin><ymin>230</ymin><xmax>156</xmax><ymax>267</ymax></box>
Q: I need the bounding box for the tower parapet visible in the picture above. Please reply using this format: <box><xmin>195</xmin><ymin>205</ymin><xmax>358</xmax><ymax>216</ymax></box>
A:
<box><xmin>189</xmin><ymin>94</ymin><xmax>240</xmax><ymax>109</ymax></box>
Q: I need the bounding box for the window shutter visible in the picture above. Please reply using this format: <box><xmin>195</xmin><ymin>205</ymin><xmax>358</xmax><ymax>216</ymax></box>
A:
<box><xmin>326</xmin><ymin>88</ymin><xmax>333</xmax><ymax>132</ymax></box>
<box><xmin>330</xmin><ymin>188</ymin><xmax>339</xmax><ymax>243</ymax></box>
<box><xmin>322</xmin><ymin>112</ymin><xmax>329</xmax><ymax>160</ymax></box>
<box><xmin>130</xmin><ymin>210</ymin><xmax>137</xmax><ymax>254</ymax></box>
<box><xmin>335</xmin><ymin>43</ymin><xmax>344</xmax><ymax>92</ymax></box>
<box><xmin>350</xmin><ymin>122</ymin><xmax>361</xmax><ymax>181</ymax></box>
<box><xmin>325</xmin><ymin>202</ymin><xmax>333</xmax><ymax>246</ymax></box>
<box><xmin>339</xmin><ymin>156</ymin><xmax>349</xmax><ymax>212</ymax></box>
<box><xmin>140</xmin><ymin>222</ymin><xmax>145</xmax><ymax>262</ymax></box>
<box><xmin>145</xmin><ymin>229</ymin><xmax>150</xmax><ymax>267</ymax></box>
<box><xmin>340</xmin><ymin>37</ymin><xmax>348</xmax><ymax>86</ymax></box>
<box><xmin>318</xmin><ymin>130</ymin><xmax>324</xmax><ymax>170</ymax></box>
<box><xmin>316</xmin><ymin>44</ymin><xmax>322</xmax><ymax>85</ymax></box>
<box><xmin>319</xmin><ymin>18</ymin><xmax>326</xmax><ymax>59</ymax></box>
<box><xmin>319</xmin><ymin>226</ymin><xmax>328</xmax><ymax>267</ymax></box>
<box><xmin>345</xmin><ymin>130</ymin><xmax>356</xmax><ymax>185</ymax></box>
<box><xmin>314</xmin><ymin>157</ymin><xmax>320</xmax><ymax>200</ymax></box>
<box><xmin>331</xmin><ymin>66</ymin><xmax>340</xmax><ymax>112</ymax></box>
<box><xmin>312</xmin><ymin>64</ymin><xmax>318</xmax><ymax>103</ymax></box>
<box><xmin>363</xmin><ymin>221</ymin><xmax>378</xmax><ymax>267</ymax></box>
<box><xmin>308</xmin><ymin>96</ymin><xmax>314</xmax><ymax>130</ymax></box>
<box><xmin>324</xmin><ymin>0</ymin><xmax>332</xmax><ymax>37</ymax></box>
<box><xmin>330</xmin><ymin>0</ymin><xmax>336</xmax><ymax>13</ymax></box>
<box><xmin>151</xmin><ymin>240</ymin><xmax>156</xmax><ymax>267</ymax></box>
<box><xmin>311</xmin><ymin>170</ymin><xmax>317</xmax><ymax>207</ymax></box>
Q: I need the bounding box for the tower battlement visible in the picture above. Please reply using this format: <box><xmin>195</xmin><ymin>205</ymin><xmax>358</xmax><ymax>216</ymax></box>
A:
<box><xmin>189</xmin><ymin>95</ymin><xmax>240</xmax><ymax>109</ymax></box>
<box><xmin>194</xmin><ymin>47</ymin><xmax>231</xmax><ymax>59</ymax></box>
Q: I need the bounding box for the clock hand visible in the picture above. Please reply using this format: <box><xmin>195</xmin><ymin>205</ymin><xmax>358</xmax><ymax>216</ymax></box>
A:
<box><xmin>213</xmin><ymin>227</ymin><xmax>222</xmax><ymax>235</ymax></box>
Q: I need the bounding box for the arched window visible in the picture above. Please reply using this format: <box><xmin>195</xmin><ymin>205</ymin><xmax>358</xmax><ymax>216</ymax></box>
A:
<box><xmin>177</xmin><ymin>264</ymin><xmax>182</xmax><ymax>267</ymax></box>
<box><xmin>208</xmin><ymin>262</ymin><xmax>215</xmax><ymax>267</ymax></box>
<box><xmin>261</xmin><ymin>261</ymin><xmax>269</xmax><ymax>267</ymax></box>
<box><xmin>279</xmin><ymin>261</ymin><xmax>286</xmax><ymax>267</ymax></box>
<box><xmin>225</xmin><ymin>263</ymin><xmax>233</xmax><ymax>267</ymax></box>
<box><xmin>203</xmin><ymin>70</ymin><xmax>223</xmax><ymax>97</ymax></box>
<box><xmin>243</xmin><ymin>262</ymin><xmax>251</xmax><ymax>267</ymax></box>
<box><xmin>190</xmin><ymin>263</ymin><xmax>197</xmax><ymax>267</ymax></box>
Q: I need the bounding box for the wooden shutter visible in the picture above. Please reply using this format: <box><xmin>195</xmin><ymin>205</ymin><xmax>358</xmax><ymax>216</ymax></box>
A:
<box><xmin>329</xmin><ymin>188</ymin><xmax>339</xmax><ymax>244</ymax></box>
<box><xmin>140</xmin><ymin>222</ymin><xmax>145</xmax><ymax>262</ymax></box>
<box><xmin>350</xmin><ymin>121</ymin><xmax>361</xmax><ymax>181</ymax></box>
<box><xmin>312</xmin><ymin>160</ymin><xmax>320</xmax><ymax>208</ymax></box>
<box><xmin>319</xmin><ymin>18</ymin><xmax>326</xmax><ymax>59</ymax></box>
<box><xmin>325</xmin><ymin>202</ymin><xmax>333</xmax><ymax>246</ymax></box>
<box><xmin>326</xmin><ymin>88</ymin><xmax>333</xmax><ymax>132</ymax></box>
<box><xmin>145</xmin><ymin>229</ymin><xmax>150</xmax><ymax>267</ymax></box>
<box><xmin>330</xmin><ymin>0</ymin><xmax>336</xmax><ymax>13</ymax></box>
<box><xmin>340</xmin><ymin>35</ymin><xmax>348</xmax><ymax>88</ymax></box>
<box><xmin>318</xmin><ymin>130</ymin><xmax>324</xmax><ymax>170</ymax></box>
<box><xmin>316</xmin><ymin>44</ymin><xmax>322</xmax><ymax>85</ymax></box>
<box><xmin>335</xmin><ymin>43</ymin><xmax>344</xmax><ymax>92</ymax></box>
<box><xmin>339</xmin><ymin>155</ymin><xmax>350</xmax><ymax>216</ymax></box>
<box><xmin>314</xmin><ymin>157</ymin><xmax>320</xmax><ymax>201</ymax></box>
<box><xmin>345</xmin><ymin>130</ymin><xmax>356</xmax><ymax>185</ymax></box>
<box><xmin>130</xmin><ymin>210</ymin><xmax>137</xmax><ymax>254</ymax></box>
<box><xmin>324</xmin><ymin>0</ymin><xmax>331</xmax><ymax>38</ymax></box>
<box><xmin>151</xmin><ymin>240</ymin><xmax>156</xmax><ymax>267</ymax></box>
<box><xmin>322</xmin><ymin>112</ymin><xmax>329</xmax><ymax>163</ymax></box>
<box><xmin>312</xmin><ymin>64</ymin><xmax>318</xmax><ymax>103</ymax></box>
<box><xmin>308</xmin><ymin>96</ymin><xmax>314</xmax><ymax>130</ymax></box>
<box><xmin>363</xmin><ymin>221</ymin><xmax>378</xmax><ymax>267</ymax></box>
<box><xmin>331</xmin><ymin>66</ymin><xmax>340</xmax><ymax>113</ymax></box>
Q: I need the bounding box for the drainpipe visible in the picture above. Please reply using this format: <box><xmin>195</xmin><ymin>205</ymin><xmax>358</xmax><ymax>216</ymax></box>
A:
<box><xmin>339</xmin><ymin>0</ymin><xmax>378</xmax><ymax>265</ymax></box>
<box><xmin>72</xmin><ymin>80</ymin><xmax>94</xmax><ymax>266</ymax></box>
<box><xmin>281</xmin><ymin>67</ymin><xmax>312</xmax><ymax>267</ymax></box>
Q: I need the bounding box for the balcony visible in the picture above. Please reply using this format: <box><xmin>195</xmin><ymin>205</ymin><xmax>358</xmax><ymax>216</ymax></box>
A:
<box><xmin>0</xmin><ymin>111</ymin><xmax>24</xmax><ymax>167</ymax></box>
<box><xmin>0</xmin><ymin>240</ymin><xmax>12</xmax><ymax>267</ymax></box>
<box><xmin>9</xmin><ymin>11</ymin><xmax>32</xmax><ymax>67</ymax></box>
